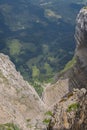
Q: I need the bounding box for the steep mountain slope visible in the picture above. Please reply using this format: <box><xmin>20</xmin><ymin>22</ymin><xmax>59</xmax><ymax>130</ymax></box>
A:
<box><xmin>46</xmin><ymin>7</ymin><xmax>87</xmax><ymax>130</ymax></box>
<box><xmin>0</xmin><ymin>53</ymin><xmax>46</xmax><ymax>130</ymax></box>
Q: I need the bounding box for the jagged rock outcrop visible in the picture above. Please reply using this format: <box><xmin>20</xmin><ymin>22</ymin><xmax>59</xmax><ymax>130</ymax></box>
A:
<box><xmin>0</xmin><ymin>53</ymin><xmax>46</xmax><ymax>130</ymax></box>
<box><xmin>47</xmin><ymin>7</ymin><xmax>87</xmax><ymax>130</ymax></box>
<box><xmin>69</xmin><ymin>7</ymin><xmax>87</xmax><ymax>90</ymax></box>
<box><xmin>48</xmin><ymin>88</ymin><xmax>87</xmax><ymax>130</ymax></box>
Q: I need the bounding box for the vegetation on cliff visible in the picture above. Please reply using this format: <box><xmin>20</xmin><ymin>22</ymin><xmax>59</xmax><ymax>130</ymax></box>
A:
<box><xmin>0</xmin><ymin>123</ymin><xmax>20</xmax><ymax>130</ymax></box>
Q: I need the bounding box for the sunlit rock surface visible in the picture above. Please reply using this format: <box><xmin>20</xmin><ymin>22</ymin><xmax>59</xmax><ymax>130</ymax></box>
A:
<box><xmin>0</xmin><ymin>53</ymin><xmax>46</xmax><ymax>130</ymax></box>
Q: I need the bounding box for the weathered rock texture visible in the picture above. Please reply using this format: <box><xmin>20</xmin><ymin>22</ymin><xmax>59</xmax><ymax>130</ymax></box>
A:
<box><xmin>47</xmin><ymin>7</ymin><xmax>87</xmax><ymax>130</ymax></box>
<box><xmin>43</xmin><ymin>79</ymin><xmax>69</xmax><ymax>107</ymax></box>
<box><xmin>48</xmin><ymin>88</ymin><xmax>87</xmax><ymax>130</ymax></box>
<box><xmin>0</xmin><ymin>53</ymin><xmax>46</xmax><ymax>130</ymax></box>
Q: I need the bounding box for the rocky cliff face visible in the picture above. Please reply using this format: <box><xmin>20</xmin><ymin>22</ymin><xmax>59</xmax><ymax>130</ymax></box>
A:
<box><xmin>43</xmin><ymin>7</ymin><xmax>87</xmax><ymax>107</ymax></box>
<box><xmin>47</xmin><ymin>7</ymin><xmax>87</xmax><ymax>130</ymax></box>
<box><xmin>0</xmin><ymin>53</ymin><xmax>46</xmax><ymax>130</ymax></box>
<box><xmin>48</xmin><ymin>88</ymin><xmax>87</xmax><ymax>130</ymax></box>
<box><xmin>69</xmin><ymin>7</ymin><xmax>87</xmax><ymax>90</ymax></box>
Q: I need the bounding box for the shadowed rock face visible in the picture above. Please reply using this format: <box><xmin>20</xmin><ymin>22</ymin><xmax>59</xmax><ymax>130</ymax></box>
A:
<box><xmin>47</xmin><ymin>8</ymin><xmax>87</xmax><ymax>130</ymax></box>
<box><xmin>75</xmin><ymin>8</ymin><xmax>87</xmax><ymax>67</ymax></box>
<box><xmin>42</xmin><ymin>8</ymin><xmax>87</xmax><ymax>108</ymax></box>
<box><xmin>75</xmin><ymin>8</ymin><xmax>87</xmax><ymax>48</ymax></box>
<box><xmin>74</xmin><ymin>8</ymin><xmax>87</xmax><ymax>90</ymax></box>
<box><xmin>61</xmin><ymin>8</ymin><xmax>87</xmax><ymax>90</ymax></box>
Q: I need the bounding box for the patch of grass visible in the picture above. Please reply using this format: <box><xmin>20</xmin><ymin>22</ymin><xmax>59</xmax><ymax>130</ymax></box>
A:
<box><xmin>33</xmin><ymin>82</ymin><xmax>43</xmax><ymax>97</ymax></box>
<box><xmin>7</xmin><ymin>39</ymin><xmax>22</xmax><ymax>56</ymax></box>
<box><xmin>0</xmin><ymin>123</ymin><xmax>20</xmax><ymax>130</ymax></box>
<box><xmin>43</xmin><ymin>111</ymin><xmax>52</xmax><ymax>126</ymax></box>
<box><xmin>32</xmin><ymin>65</ymin><xmax>40</xmax><ymax>78</ymax></box>
<box><xmin>60</xmin><ymin>56</ymin><xmax>76</xmax><ymax>74</ymax></box>
<box><xmin>43</xmin><ymin>118</ymin><xmax>50</xmax><ymax>125</ymax></box>
<box><xmin>44</xmin><ymin>63</ymin><xmax>53</xmax><ymax>74</ymax></box>
<box><xmin>67</xmin><ymin>103</ymin><xmax>79</xmax><ymax>112</ymax></box>
<box><xmin>45</xmin><ymin>111</ymin><xmax>52</xmax><ymax>116</ymax></box>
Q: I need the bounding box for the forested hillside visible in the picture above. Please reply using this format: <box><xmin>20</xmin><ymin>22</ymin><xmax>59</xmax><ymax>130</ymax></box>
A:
<box><xmin>0</xmin><ymin>0</ymin><xmax>86</xmax><ymax>91</ymax></box>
